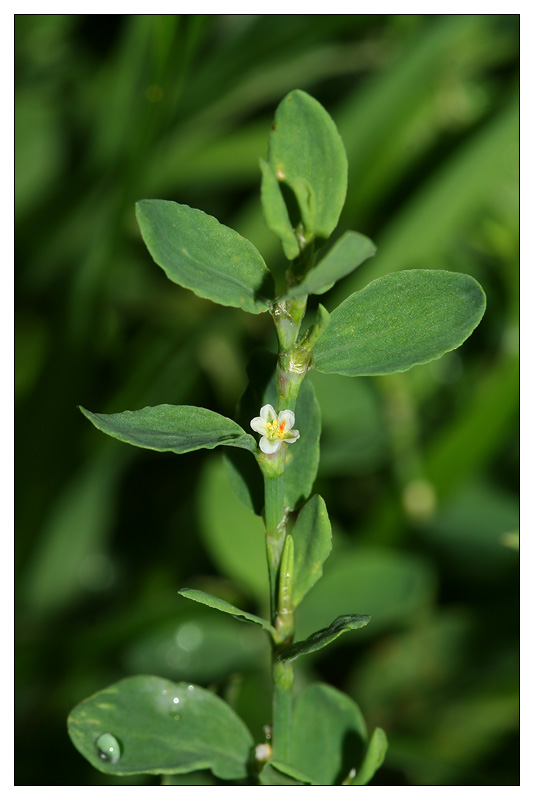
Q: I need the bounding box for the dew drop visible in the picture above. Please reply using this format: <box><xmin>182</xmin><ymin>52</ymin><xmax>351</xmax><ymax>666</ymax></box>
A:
<box><xmin>173</xmin><ymin>697</ymin><xmax>180</xmax><ymax>705</ymax></box>
<box><xmin>95</xmin><ymin>732</ymin><xmax>121</xmax><ymax>764</ymax></box>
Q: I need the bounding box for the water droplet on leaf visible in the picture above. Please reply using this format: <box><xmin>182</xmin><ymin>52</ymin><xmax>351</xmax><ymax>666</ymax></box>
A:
<box><xmin>95</xmin><ymin>733</ymin><xmax>121</xmax><ymax>764</ymax></box>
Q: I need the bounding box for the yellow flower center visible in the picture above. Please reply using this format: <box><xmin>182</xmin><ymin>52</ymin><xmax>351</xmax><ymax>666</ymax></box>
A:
<box><xmin>265</xmin><ymin>419</ymin><xmax>287</xmax><ymax>439</ymax></box>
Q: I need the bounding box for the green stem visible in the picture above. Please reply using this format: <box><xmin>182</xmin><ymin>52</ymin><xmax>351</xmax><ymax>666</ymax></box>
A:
<box><xmin>262</xmin><ymin>462</ymin><xmax>295</xmax><ymax>765</ymax></box>
<box><xmin>261</xmin><ymin>258</ymin><xmax>316</xmax><ymax>770</ymax></box>
<box><xmin>272</xmin><ymin>659</ymin><xmax>294</xmax><ymax>762</ymax></box>
<box><xmin>272</xmin><ymin>295</ymin><xmax>307</xmax><ymax>353</ymax></box>
<box><xmin>264</xmin><ymin>471</ymin><xmax>287</xmax><ymax>621</ymax></box>
<box><xmin>271</xmin><ymin>533</ymin><xmax>295</xmax><ymax>761</ymax></box>
<box><xmin>276</xmin><ymin>355</ymin><xmax>308</xmax><ymax>412</ymax></box>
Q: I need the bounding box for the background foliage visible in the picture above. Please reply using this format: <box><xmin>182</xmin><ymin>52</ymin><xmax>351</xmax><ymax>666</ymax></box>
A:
<box><xmin>15</xmin><ymin>14</ymin><xmax>518</xmax><ymax>786</ymax></box>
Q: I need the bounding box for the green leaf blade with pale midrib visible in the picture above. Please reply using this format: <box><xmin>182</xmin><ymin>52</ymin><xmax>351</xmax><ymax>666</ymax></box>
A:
<box><xmin>178</xmin><ymin>588</ymin><xmax>275</xmax><ymax>635</ymax></box>
<box><xmin>314</xmin><ymin>269</ymin><xmax>486</xmax><ymax>376</ymax></box>
<box><xmin>291</xmin><ymin>494</ymin><xmax>332</xmax><ymax>607</ymax></box>
<box><xmin>80</xmin><ymin>405</ymin><xmax>257</xmax><ymax>455</ymax></box>
<box><xmin>267</xmin><ymin>90</ymin><xmax>348</xmax><ymax>242</ymax></box>
<box><xmin>67</xmin><ymin>675</ymin><xmax>254</xmax><ymax>780</ymax></box>
<box><xmin>290</xmin><ymin>683</ymin><xmax>368</xmax><ymax>786</ymax></box>
<box><xmin>136</xmin><ymin>200</ymin><xmax>274</xmax><ymax>314</ymax></box>
<box><xmin>278</xmin><ymin>614</ymin><xmax>370</xmax><ymax>663</ymax></box>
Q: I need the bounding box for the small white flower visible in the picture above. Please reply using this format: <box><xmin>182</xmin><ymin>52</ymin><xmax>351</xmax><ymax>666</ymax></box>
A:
<box><xmin>250</xmin><ymin>404</ymin><xmax>300</xmax><ymax>454</ymax></box>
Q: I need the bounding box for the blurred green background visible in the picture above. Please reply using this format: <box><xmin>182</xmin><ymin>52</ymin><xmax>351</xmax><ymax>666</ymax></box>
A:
<box><xmin>15</xmin><ymin>14</ymin><xmax>519</xmax><ymax>786</ymax></box>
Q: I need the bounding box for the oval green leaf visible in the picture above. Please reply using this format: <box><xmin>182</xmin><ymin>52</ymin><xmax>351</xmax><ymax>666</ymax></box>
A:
<box><xmin>291</xmin><ymin>495</ymin><xmax>332</xmax><ymax>607</ymax></box>
<box><xmin>290</xmin><ymin>683</ymin><xmax>367</xmax><ymax>785</ymax></box>
<box><xmin>314</xmin><ymin>269</ymin><xmax>486</xmax><ymax>376</ymax></box>
<box><xmin>136</xmin><ymin>200</ymin><xmax>274</xmax><ymax>313</ymax></box>
<box><xmin>350</xmin><ymin>727</ymin><xmax>388</xmax><ymax>785</ymax></box>
<box><xmin>80</xmin><ymin>405</ymin><xmax>257</xmax><ymax>454</ymax></box>
<box><xmin>285</xmin><ymin>231</ymin><xmax>377</xmax><ymax>298</ymax></box>
<box><xmin>67</xmin><ymin>675</ymin><xmax>254</xmax><ymax>780</ymax></box>
<box><xmin>284</xmin><ymin>376</ymin><xmax>321</xmax><ymax>510</ymax></box>
<box><xmin>268</xmin><ymin>90</ymin><xmax>348</xmax><ymax>241</ymax></box>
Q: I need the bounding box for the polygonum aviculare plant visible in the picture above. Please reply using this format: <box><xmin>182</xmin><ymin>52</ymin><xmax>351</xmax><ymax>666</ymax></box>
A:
<box><xmin>67</xmin><ymin>90</ymin><xmax>486</xmax><ymax>785</ymax></box>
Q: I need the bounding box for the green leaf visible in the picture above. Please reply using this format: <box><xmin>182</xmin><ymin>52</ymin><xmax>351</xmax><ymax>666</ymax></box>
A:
<box><xmin>260</xmin><ymin>761</ymin><xmax>313</xmax><ymax>785</ymax></box>
<box><xmin>135</xmin><ymin>199</ymin><xmax>274</xmax><ymax>313</ymax></box>
<box><xmin>259</xmin><ymin>764</ymin><xmax>301</xmax><ymax>785</ymax></box>
<box><xmin>267</xmin><ymin>89</ymin><xmax>348</xmax><ymax>241</ymax></box>
<box><xmin>291</xmin><ymin>495</ymin><xmax>332</xmax><ymax>607</ymax></box>
<box><xmin>350</xmin><ymin>727</ymin><xmax>388</xmax><ymax>785</ymax></box>
<box><xmin>259</xmin><ymin>158</ymin><xmax>300</xmax><ymax>261</ymax></box>
<box><xmin>278</xmin><ymin>614</ymin><xmax>370</xmax><ymax>663</ymax></box>
<box><xmin>283</xmin><ymin>377</ymin><xmax>321</xmax><ymax>510</ymax></box>
<box><xmin>285</xmin><ymin>231</ymin><xmax>377</xmax><ymax>298</ymax></box>
<box><xmin>314</xmin><ymin>269</ymin><xmax>486</xmax><ymax>376</ymax></box>
<box><xmin>178</xmin><ymin>588</ymin><xmax>275</xmax><ymax>636</ymax></box>
<box><xmin>67</xmin><ymin>675</ymin><xmax>254</xmax><ymax>780</ymax></box>
<box><xmin>80</xmin><ymin>405</ymin><xmax>257</xmax><ymax>455</ymax></box>
<box><xmin>290</xmin><ymin>684</ymin><xmax>367</xmax><ymax>785</ymax></box>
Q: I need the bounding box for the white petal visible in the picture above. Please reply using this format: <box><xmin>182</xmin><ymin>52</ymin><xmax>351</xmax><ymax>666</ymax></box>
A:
<box><xmin>259</xmin><ymin>436</ymin><xmax>282</xmax><ymax>454</ymax></box>
<box><xmin>284</xmin><ymin>430</ymin><xmax>300</xmax><ymax>443</ymax></box>
<box><xmin>259</xmin><ymin>404</ymin><xmax>277</xmax><ymax>422</ymax></box>
<box><xmin>278</xmin><ymin>409</ymin><xmax>295</xmax><ymax>429</ymax></box>
<box><xmin>250</xmin><ymin>416</ymin><xmax>268</xmax><ymax>435</ymax></box>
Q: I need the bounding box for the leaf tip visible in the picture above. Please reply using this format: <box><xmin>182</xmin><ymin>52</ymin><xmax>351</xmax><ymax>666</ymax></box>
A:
<box><xmin>134</xmin><ymin>198</ymin><xmax>148</xmax><ymax>216</ymax></box>
<box><xmin>78</xmin><ymin>405</ymin><xmax>94</xmax><ymax>421</ymax></box>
